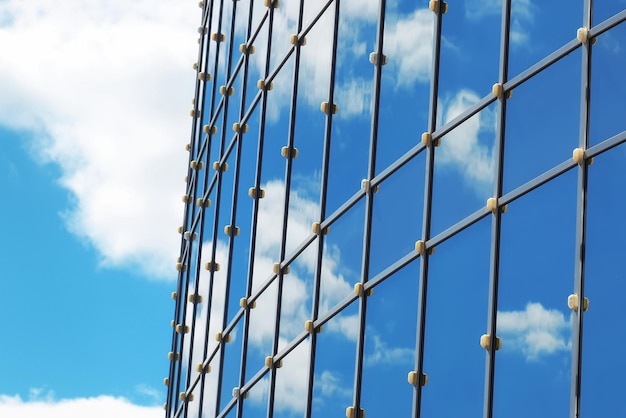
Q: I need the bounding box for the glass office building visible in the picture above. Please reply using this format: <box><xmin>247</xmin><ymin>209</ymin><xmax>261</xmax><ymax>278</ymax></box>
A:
<box><xmin>165</xmin><ymin>1</ymin><xmax>626</xmax><ymax>417</ymax></box>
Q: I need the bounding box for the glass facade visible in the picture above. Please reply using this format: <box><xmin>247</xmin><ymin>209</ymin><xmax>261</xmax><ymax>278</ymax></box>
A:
<box><xmin>166</xmin><ymin>1</ymin><xmax>626</xmax><ymax>417</ymax></box>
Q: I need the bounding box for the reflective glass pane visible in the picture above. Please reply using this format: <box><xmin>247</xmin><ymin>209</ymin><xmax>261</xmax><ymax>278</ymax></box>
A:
<box><xmin>319</xmin><ymin>198</ymin><xmax>365</xmax><ymax>318</ymax></box>
<box><xmin>421</xmin><ymin>218</ymin><xmax>491</xmax><ymax>417</ymax></box>
<box><xmin>246</xmin><ymin>280</ymin><xmax>277</xmax><ymax>380</ymax></box>
<box><xmin>311</xmin><ymin>303</ymin><xmax>358</xmax><ymax>418</ymax></box>
<box><xmin>377</xmin><ymin>0</ymin><xmax>432</xmax><ymax>171</ymax></box>
<box><xmin>593</xmin><ymin>1</ymin><xmax>626</xmax><ymax>23</ymax></box>
<box><xmin>219</xmin><ymin>320</ymin><xmax>244</xmax><ymax>412</ymax></box>
<box><xmin>508</xmin><ymin>1</ymin><xmax>582</xmax><ymax>78</ymax></box>
<box><xmin>432</xmin><ymin>101</ymin><xmax>498</xmax><ymax>235</ymax></box>
<box><xmin>440</xmin><ymin>1</ymin><xmax>500</xmax><ymax>99</ymax></box>
<box><xmin>494</xmin><ymin>170</ymin><xmax>577</xmax><ymax>417</ymax></box>
<box><xmin>503</xmin><ymin>49</ymin><xmax>581</xmax><ymax>194</ymax></box>
<box><xmin>360</xmin><ymin>261</ymin><xmax>420</xmax><ymax>417</ymax></box>
<box><xmin>272</xmin><ymin>341</ymin><xmax>311</xmax><ymax>417</ymax></box>
<box><xmin>581</xmin><ymin>145</ymin><xmax>626</xmax><ymax>416</ymax></box>
<box><xmin>369</xmin><ymin>153</ymin><xmax>425</xmax><ymax>278</ymax></box>
<box><xmin>589</xmin><ymin>21</ymin><xmax>626</xmax><ymax>146</ymax></box>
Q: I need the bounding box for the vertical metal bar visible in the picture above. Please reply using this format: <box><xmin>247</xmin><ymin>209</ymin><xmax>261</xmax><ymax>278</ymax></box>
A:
<box><xmin>299</xmin><ymin>0</ymin><xmax>334</xmax><ymax>413</ymax></box>
<box><xmin>234</xmin><ymin>0</ymin><xmax>258</xmax><ymax>416</ymax></box>
<box><xmin>271</xmin><ymin>16</ymin><xmax>301</xmax><ymax>411</ymax></box>
<box><xmin>570</xmin><ymin>1</ymin><xmax>593</xmax><ymax>417</ymax></box>
<box><xmin>212</xmin><ymin>0</ymin><xmax>241</xmax><ymax>415</ymax></box>
<box><xmin>258</xmin><ymin>2</ymin><xmax>282</xmax><ymax>418</ymax></box>
<box><xmin>180</xmin><ymin>10</ymin><xmax>220</xmax><ymax>414</ymax></box>
<box><xmin>194</xmin><ymin>0</ymin><xmax>227</xmax><ymax>416</ymax></box>
<box><xmin>482</xmin><ymin>1</ymin><xmax>511</xmax><ymax>418</ymax></box>
<box><xmin>166</xmin><ymin>1</ymin><xmax>216</xmax><ymax>413</ymax></box>
<box><xmin>234</xmin><ymin>3</ymin><xmax>274</xmax><ymax>415</ymax></box>
<box><xmin>411</xmin><ymin>2</ymin><xmax>443</xmax><ymax>416</ymax></box>
<box><xmin>351</xmin><ymin>1</ymin><xmax>385</xmax><ymax>416</ymax></box>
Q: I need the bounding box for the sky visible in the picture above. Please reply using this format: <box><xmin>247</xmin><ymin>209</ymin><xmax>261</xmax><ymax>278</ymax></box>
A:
<box><xmin>0</xmin><ymin>1</ymin><xmax>625</xmax><ymax>418</ymax></box>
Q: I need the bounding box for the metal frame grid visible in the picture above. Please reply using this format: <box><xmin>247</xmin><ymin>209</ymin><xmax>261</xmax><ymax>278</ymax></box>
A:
<box><xmin>166</xmin><ymin>1</ymin><xmax>626</xmax><ymax>417</ymax></box>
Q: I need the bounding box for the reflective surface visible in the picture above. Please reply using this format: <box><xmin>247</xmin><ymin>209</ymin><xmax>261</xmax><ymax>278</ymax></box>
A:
<box><xmin>167</xmin><ymin>2</ymin><xmax>626</xmax><ymax>418</ymax></box>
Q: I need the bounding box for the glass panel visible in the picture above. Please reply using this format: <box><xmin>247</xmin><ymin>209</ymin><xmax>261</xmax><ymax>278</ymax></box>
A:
<box><xmin>369</xmin><ymin>153</ymin><xmax>425</xmax><ymax>278</ymax></box>
<box><xmin>319</xmin><ymin>198</ymin><xmax>365</xmax><ymax>318</ymax></box>
<box><xmin>284</xmin><ymin>177</ymin><xmax>320</xmax><ymax>260</ymax></box>
<box><xmin>421</xmin><ymin>217</ymin><xmax>491</xmax><ymax>417</ymax></box>
<box><xmin>254</xmin><ymin>177</ymin><xmax>286</xmax><ymax>268</ymax></box>
<box><xmin>219</xmin><ymin>321</ymin><xmax>245</xmax><ymax>412</ymax></box>
<box><xmin>377</xmin><ymin>0</ymin><xmax>432</xmax><ymax>171</ymax></box>
<box><xmin>593</xmin><ymin>1</ymin><xmax>626</xmax><ymax>24</ymax></box>
<box><xmin>311</xmin><ymin>303</ymin><xmax>358</xmax><ymax>418</ymax></box>
<box><xmin>503</xmin><ymin>49</ymin><xmax>581</xmax><ymax>194</ymax></box>
<box><xmin>581</xmin><ymin>145</ymin><xmax>626</xmax><ymax>416</ymax></box>
<box><xmin>241</xmin><ymin>375</ymin><xmax>268</xmax><ymax>417</ymax></box>
<box><xmin>431</xmin><ymin>101</ymin><xmax>498</xmax><ymax>235</ymax></box>
<box><xmin>280</xmin><ymin>243</ymin><xmax>318</xmax><ymax>343</ymax></box>
<box><xmin>589</xmin><ymin>21</ymin><xmax>626</xmax><ymax>146</ymax></box>
<box><xmin>508</xmin><ymin>0</ymin><xmax>582</xmax><ymax>78</ymax></box>
<box><xmin>439</xmin><ymin>1</ymin><xmax>500</xmax><ymax>100</ymax></box>
<box><xmin>324</xmin><ymin>0</ymin><xmax>374</xmax><ymax>214</ymax></box>
<box><xmin>494</xmin><ymin>170</ymin><xmax>576</xmax><ymax>417</ymax></box>
<box><xmin>360</xmin><ymin>261</ymin><xmax>420</xmax><ymax>417</ymax></box>
<box><xmin>272</xmin><ymin>340</ymin><xmax>311</xmax><ymax>417</ymax></box>
<box><xmin>246</xmin><ymin>280</ymin><xmax>278</xmax><ymax>381</ymax></box>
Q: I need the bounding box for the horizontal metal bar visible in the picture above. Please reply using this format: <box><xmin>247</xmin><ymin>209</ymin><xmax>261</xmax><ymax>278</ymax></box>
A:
<box><xmin>587</xmin><ymin>130</ymin><xmax>626</xmax><ymax>157</ymax></box>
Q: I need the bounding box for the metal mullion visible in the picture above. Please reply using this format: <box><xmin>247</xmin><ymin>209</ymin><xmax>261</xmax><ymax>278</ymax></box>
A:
<box><xmin>196</xmin><ymin>0</ymin><xmax>229</xmax><ymax>415</ymax></box>
<box><xmin>351</xmin><ymin>1</ymin><xmax>385</xmax><ymax>416</ymax></box>
<box><xmin>181</xmin><ymin>26</ymin><xmax>218</xmax><ymax>413</ymax></box>
<box><xmin>483</xmin><ymin>1</ymin><xmax>511</xmax><ymax>417</ymax></box>
<box><xmin>570</xmin><ymin>1</ymin><xmax>593</xmax><ymax>417</ymax></box>
<box><xmin>266</xmin><ymin>0</ymin><xmax>309</xmax><ymax>412</ymax></box>
<box><xmin>232</xmin><ymin>0</ymin><xmax>258</xmax><ymax>416</ymax></box>
<box><xmin>221</xmin><ymin>18</ymin><xmax>270</xmax><ymax>418</ymax></box>
<box><xmin>411</xmin><ymin>2</ymin><xmax>443</xmax><ymax>416</ymax></box>
<box><xmin>213</xmin><ymin>0</ymin><xmax>243</xmax><ymax>414</ymax></box>
<box><xmin>173</xmin><ymin>35</ymin><xmax>214</xmax><ymax>418</ymax></box>
<box><xmin>301</xmin><ymin>0</ymin><xmax>338</xmax><ymax>413</ymax></box>
<box><xmin>166</xmin><ymin>4</ymin><xmax>216</xmax><ymax>415</ymax></box>
<box><xmin>198</xmin><ymin>0</ymin><xmax>220</xmax><ymax>164</ymax></box>
<box><xmin>168</xmin><ymin>267</ymin><xmax>191</xmax><ymax>417</ymax></box>
<box><xmin>261</xmin><ymin>3</ymin><xmax>288</xmax><ymax>417</ymax></box>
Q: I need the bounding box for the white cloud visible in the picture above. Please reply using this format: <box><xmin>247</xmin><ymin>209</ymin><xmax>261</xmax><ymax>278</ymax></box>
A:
<box><xmin>0</xmin><ymin>0</ymin><xmax>438</xmax><ymax>284</ymax></box>
<box><xmin>327</xmin><ymin>313</ymin><xmax>360</xmax><ymax>342</ymax></box>
<box><xmin>365</xmin><ymin>333</ymin><xmax>413</xmax><ymax>366</ymax></box>
<box><xmin>384</xmin><ymin>9</ymin><xmax>434</xmax><ymax>87</ymax></box>
<box><xmin>335</xmin><ymin>78</ymin><xmax>373</xmax><ymax>118</ymax></box>
<box><xmin>317</xmin><ymin>370</ymin><xmax>352</xmax><ymax>399</ymax></box>
<box><xmin>465</xmin><ymin>0</ymin><xmax>535</xmax><ymax>46</ymax></box>
<box><xmin>134</xmin><ymin>385</ymin><xmax>162</xmax><ymax>405</ymax></box>
<box><xmin>465</xmin><ymin>0</ymin><xmax>534</xmax><ymax>21</ymax></box>
<box><xmin>437</xmin><ymin>89</ymin><xmax>495</xmax><ymax>194</ymax></box>
<box><xmin>0</xmin><ymin>393</ymin><xmax>162</xmax><ymax>418</ymax></box>
<box><xmin>0</xmin><ymin>1</ymin><xmax>198</xmax><ymax>279</ymax></box>
<box><xmin>498</xmin><ymin>302</ymin><xmax>571</xmax><ymax>361</ymax></box>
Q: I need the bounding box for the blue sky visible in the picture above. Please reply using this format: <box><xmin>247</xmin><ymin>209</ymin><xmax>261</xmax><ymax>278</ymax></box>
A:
<box><xmin>1</xmin><ymin>1</ymin><xmax>625</xmax><ymax>417</ymax></box>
